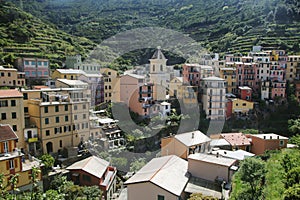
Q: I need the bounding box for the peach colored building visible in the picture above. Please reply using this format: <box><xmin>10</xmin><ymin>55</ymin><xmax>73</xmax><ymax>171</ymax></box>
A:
<box><xmin>0</xmin><ymin>89</ymin><xmax>25</xmax><ymax>150</ymax></box>
<box><xmin>0</xmin><ymin>66</ymin><xmax>25</xmax><ymax>88</ymax></box>
<box><xmin>250</xmin><ymin>133</ymin><xmax>288</xmax><ymax>155</ymax></box>
<box><xmin>161</xmin><ymin>130</ymin><xmax>211</xmax><ymax>159</ymax></box>
<box><xmin>220</xmin><ymin>133</ymin><xmax>251</xmax><ymax>151</ymax></box>
<box><xmin>188</xmin><ymin>153</ymin><xmax>237</xmax><ymax>182</ymax></box>
<box><xmin>125</xmin><ymin>155</ymin><xmax>189</xmax><ymax>200</ymax></box>
<box><xmin>100</xmin><ymin>68</ymin><xmax>120</xmax><ymax>103</ymax></box>
<box><xmin>0</xmin><ymin>124</ymin><xmax>43</xmax><ymax>191</ymax></box>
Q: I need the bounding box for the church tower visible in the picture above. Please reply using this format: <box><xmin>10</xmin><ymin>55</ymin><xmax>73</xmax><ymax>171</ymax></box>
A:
<box><xmin>149</xmin><ymin>47</ymin><xmax>170</xmax><ymax>100</ymax></box>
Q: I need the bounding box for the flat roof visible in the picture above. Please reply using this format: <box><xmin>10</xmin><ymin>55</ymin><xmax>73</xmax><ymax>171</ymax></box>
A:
<box><xmin>125</xmin><ymin>155</ymin><xmax>189</xmax><ymax>196</ymax></box>
<box><xmin>56</xmin><ymin>69</ymin><xmax>86</xmax><ymax>74</ymax></box>
<box><xmin>211</xmin><ymin>149</ymin><xmax>254</xmax><ymax>161</ymax></box>
<box><xmin>188</xmin><ymin>153</ymin><xmax>237</xmax><ymax>167</ymax></box>
<box><xmin>202</xmin><ymin>76</ymin><xmax>225</xmax><ymax>81</ymax></box>
<box><xmin>175</xmin><ymin>130</ymin><xmax>211</xmax><ymax>147</ymax></box>
<box><xmin>252</xmin><ymin>133</ymin><xmax>288</xmax><ymax>140</ymax></box>
<box><xmin>57</xmin><ymin>79</ymin><xmax>88</xmax><ymax>86</ymax></box>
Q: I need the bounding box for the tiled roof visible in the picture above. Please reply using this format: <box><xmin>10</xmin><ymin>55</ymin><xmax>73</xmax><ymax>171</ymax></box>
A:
<box><xmin>66</xmin><ymin>156</ymin><xmax>109</xmax><ymax>179</ymax></box>
<box><xmin>221</xmin><ymin>133</ymin><xmax>251</xmax><ymax>146</ymax></box>
<box><xmin>125</xmin><ymin>155</ymin><xmax>189</xmax><ymax>196</ymax></box>
<box><xmin>0</xmin><ymin>125</ymin><xmax>18</xmax><ymax>142</ymax></box>
<box><xmin>0</xmin><ymin>89</ymin><xmax>23</xmax><ymax>98</ymax></box>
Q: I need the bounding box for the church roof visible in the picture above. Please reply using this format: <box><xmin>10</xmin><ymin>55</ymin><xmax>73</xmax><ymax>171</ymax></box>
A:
<box><xmin>151</xmin><ymin>47</ymin><xmax>167</xmax><ymax>60</ymax></box>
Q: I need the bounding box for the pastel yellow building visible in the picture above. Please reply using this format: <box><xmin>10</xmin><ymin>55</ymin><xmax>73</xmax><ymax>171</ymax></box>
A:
<box><xmin>231</xmin><ymin>98</ymin><xmax>254</xmax><ymax>114</ymax></box>
<box><xmin>100</xmin><ymin>68</ymin><xmax>120</xmax><ymax>103</ymax></box>
<box><xmin>286</xmin><ymin>55</ymin><xmax>300</xmax><ymax>82</ymax></box>
<box><xmin>0</xmin><ymin>89</ymin><xmax>25</xmax><ymax>150</ymax></box>
<box><xmin>22</xmin><ymin>88</ymin><xmax>90</xmax><ymax>154</ymax></box>
<box><xmin>0</xmin><ymin>66</ymin><xmax>25</xmax><ymax>88</ymax></box>
<box><xmin>51</xmin><ymin>69</ymin><xmax>85</xmax><ymax>80</ymax></box>
<box><xmin>0</xmin><ymin>124</ymin><xmax>43</xmax><ymax>191</ymax></box>
<box><xmin>219</xmin><ymin>67</ymin><xmax>237</xmax><ymax>94</ymax></box>
<box><xmin>169</xmin><ymin>77</ymin><xmax>183</xmax><ymax>97</ymax></box>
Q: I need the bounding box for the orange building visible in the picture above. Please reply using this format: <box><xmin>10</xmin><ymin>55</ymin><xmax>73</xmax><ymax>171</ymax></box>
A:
<box><xmin>250</xmin><ymin>133</ymin><xmax>288</xmax><ymax>155</ymax></box>
<box><xmin>0</xmin><ymin>124</ymin><xmax>43</xmax><ymax>191</ymax></box>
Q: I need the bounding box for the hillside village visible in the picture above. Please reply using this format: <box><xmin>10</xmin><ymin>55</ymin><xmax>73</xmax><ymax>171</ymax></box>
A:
<box><xmin>0</xmin><ymin>45</ymin><xmax>300</xmax><ymax>199</ymax></box>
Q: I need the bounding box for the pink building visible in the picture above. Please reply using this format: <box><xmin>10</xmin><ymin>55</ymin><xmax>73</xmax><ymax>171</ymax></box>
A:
<box><xmin>270</xmin><ymin>80</ymin><xmax>286</xmax><ymax>99</ymax></box>
<box><xmin>182</xmin><ymin>64</ymin><xmax>201</xmax><ymax>86</ymax></box>
<box><xmin>236</xmin><ymin>61</ymin><xmax>259</xmax><ymax>92</ymax></box>
<box><xmin>238</xmin><ymin>86</ymin><xmax>252</xmax><ymax>101</ymax></box>
<box><xmin>269</xmin><ymin>62</ymin><xmax>284</xmax><ymax>81</ymax></box>
<box><xmin>15</xmin><ymin>58</ymin><xmax>50</xmax><ymax>80</ymax></box>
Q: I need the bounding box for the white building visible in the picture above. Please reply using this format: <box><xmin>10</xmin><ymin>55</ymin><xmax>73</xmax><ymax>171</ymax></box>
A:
<box><xmin>202</xmin><ymin>76</ymin><xmax>226</xmax><ymax>120</ymax></box>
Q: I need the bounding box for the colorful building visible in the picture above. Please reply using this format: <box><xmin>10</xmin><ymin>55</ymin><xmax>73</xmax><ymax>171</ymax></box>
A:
<box><xmin>286</xmin><ymin>55</ymin><xmax>300</xmax><ymax>81</ymax></box>
<box><xmin>0</xmin><ymin>89</ymin><xmax>25</xmax><ymax>150</ymax></box>
<box><xmin>67</xmin><ymin>156</ymin><xmax>117</xmax><ymax>200</ymax></box>
<box><xmin>219</xmin><ymin>67</ymin><xmax>237</xmax><ymax>94</ymax></box>
<box><xmin>0</xmin><ymin>124</ymin><xmax>43</xmax><ymax>191</ymax></box>
<box><xmin>250</xmin><ymin>133</ymin><xmax>289</xmax><ymax>155</ymax></box>
<box><xmin>51</xmin><ymin>69</ymin><xmax>85</xmax><ymax>80</ymax></box>
<box><xmin>0</xmin><ymin>66</ymin><xmax>25</xmax><ymax>88</ymax></box>
<box><xmin>15</xmin><ymin>58</ymin><xmax>49</xmax><ymax>82</ymax></box>
<box><xmin>202</xmin><ymin>76</ymin><xmax>226</xmax><ymax>119</ymax></box>
<box><xmin>22</xmin><ymin>88</ymin><xmax>90</xmax><ymax>154</ymax></box>
<box><xmin>100</xmin><ymin>68</ymin><xmax>120</xmax><ymax>103</ymax></box>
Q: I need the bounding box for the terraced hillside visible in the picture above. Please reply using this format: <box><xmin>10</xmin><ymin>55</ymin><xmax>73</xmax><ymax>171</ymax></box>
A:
<box><xmin>0</xmin><ymin>2</ymin><xmax>96</xmax><ymax>68</ymax></box>
<box><xmin>8</xmin><ymin>0</ymin><xmax>300</xmax><ymax>58</ymax></box>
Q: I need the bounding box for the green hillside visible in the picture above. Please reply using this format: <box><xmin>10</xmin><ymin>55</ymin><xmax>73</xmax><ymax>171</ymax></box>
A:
<box><xmin>0</xmin><ymin>2</ymin><xmax>96</xmax><ymax>68</ymax></box>
<box><xmin>8</xmin><ymin>0</ymin><xmax>300</xmax><ymax>58</ymax></box>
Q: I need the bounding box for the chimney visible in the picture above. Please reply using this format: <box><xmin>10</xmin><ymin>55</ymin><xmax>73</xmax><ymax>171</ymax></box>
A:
<box><xmin>192</xmin><ymin>132</ymin><xmax>194</xmax><ymax>139</ymax></box>
<box><xmin>216</xmin><ymin>152</ymin><xmax>219</xmax><ymax>158</ymax></box>
<box><xmin>264</xmin><ymin>136</ymin><xmax>266</xmax><ymax>139</ymax></box>
<box><xmin>277</xmin><ymin>136</ymin><xmax>279</xmax><ymax>139</ymax></box>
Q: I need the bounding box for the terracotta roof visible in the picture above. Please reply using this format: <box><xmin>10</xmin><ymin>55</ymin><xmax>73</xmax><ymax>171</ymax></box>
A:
<box><xmin>220</xmin><ymin>133</ymin><xmax>251</xmax><ymax>146</ymax></box>
<box><xmin>0</xmin><ymin>125</ymin><xmax>18</xmax><ymax>142</ymax></box>
<box><xmin>0</xmin><ymin>89</ymin><xmax>23</xmax><ymax>98</ymax></box>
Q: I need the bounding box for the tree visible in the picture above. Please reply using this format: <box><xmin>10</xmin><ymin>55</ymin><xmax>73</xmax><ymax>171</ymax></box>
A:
<box><xmin>284</xmin><ymin>184</ymin><xmax>300</xmax><ymax>200</ymax></box>
<box><xmin>130</xmin><ymin>158</ymin><xmax>146</xmax><ymax>172</ymax></box>
<box><xmin>238</xmin><ymin>158</ymin><xmax>266</xmax><ymax>200</ymax></box>
<box><xmin>0</xmin><ymin>173</ymin><xmax>8</xmax><ymax>199</ymax></box>
<box><xmin>285</xmin><ymin>166</ymin><xmax>300</xmax><ymax>188</ymax></box>
<box><xmin>30</xmin><ymin>166</ymin><xmax>41</xmax><ymax>200</ymax></box>
<box><xmin>39</xmin><ymin>154</ymin><xmax>55</xmax><ymax>172</ymax></box>
<box><xmin>43</xmin><ymin>190</ymin><xmax>65</xmax><ymax>200</ymax></box>
<box><xmin>288</xmin><ymin>119</ymin><xmax>300</xmax><ymax>135</ymax></box>
<box><xmin>9</xmin><ymin>174</ymin><xmax>20</xmax><ymax>200</ymax></box>
<box><xmin>289</xmin><ymin>134</ymin><xmax>300</xmax><ymax>148</ymax></box>
<box><xmin>82</xmin><ymin>186</ymin><xmax>102</xmax><ymax>200</ymax></box>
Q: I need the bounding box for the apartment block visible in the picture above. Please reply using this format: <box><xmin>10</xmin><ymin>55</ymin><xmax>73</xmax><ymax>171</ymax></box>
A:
<box><xmin>15</xmin><ymin>58</ymin><xmax>49</xmax><ymax>81</ymax></box>
<box><xmin>0</xmin><ymin>89</ymin><xmax>25</xmax><ymax>150</ymax></box>
<box><xmin>0</xmin><ymin>66</ymin><xmax>25</xmax><ymax>88</ymax></box>
<box><xmin>201</xmin><ymin>77</ymin><xmax>226</xmax><ymax>120</ymax></box>
<box><xmin>100</xmin><ymin>68</ymin><xmax>120</xmax><ymax>103</ymax></box>
<box><xmin>286</xmin><ymin>55</ymin><xmax>300</xmax><ymax>81</ymax></box>
<box><xmin>22</xmin><ymin>88</ymin><xmax>90</xmax><ymax>154</ymax></box>
<box><xmin>219</xmin><ymin>67</ymin><xmax>237</xmax><ymax>94</ymax></box>
<box><xmin>51</xmin><ymin>69</ymin><xmax>85</xmax><ymax>80</ymax></box>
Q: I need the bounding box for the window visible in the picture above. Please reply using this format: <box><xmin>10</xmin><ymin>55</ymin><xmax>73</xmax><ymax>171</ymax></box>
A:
<box><xmin>37</xmin><ymin>71</ymin><xmax>42</xmax><ymax>76</ymax></box>
<box><xmin>157</xmin><ymin>195</ymin><xmax>165</xmax><ymax>200</ymax></box>
<box><xmin>12</xmin><ymin>125</ymin><xmax>17</xmax><ymax>131</ymax></box>
<box><xmin>242</xmin><ymin>103</ymin><xmax>246</xmax><ymax>106</ymax></box>
<box><xmin>59</xmin><ymin>140</ymin><xmax>62</xmax><ymax>148</ymax></box>
<box><xmin>83</xmin><ymin>175</ymin><xmax>91</xmax><ymax>182</ymax></box>
<box><xmin>44</xmin><ymin>71</ymin><xmax>48</xmax><ymax>76</ymax></box>
<box><xmin>74</xmin><ymin>115</ymin><xmax>78</xmax><ymax>120</ymax></box>
<box><xmin>65</xmin><ymin>116</ymin><xmax>69</xmax><ymax>122</ymax></box>
<box><xmin>0</xmin><ymin>100</ymin><xmax>8</xmax><ymax>107</ymax></box>
<box><xmin>24</xmin><ymin>107</ymin><xmax>28</xmax><ymax>113</ymax></box>
<box><xmin>31</xmin><ymin>71</ymin><xmax>36</xmax><ymax>76</ymax></box>
<box><xmin>83</xmin><ymin>114</ymin><xmax>86</xmax><ymax>119</ymax></box>
<box><xmin>8</xmin><ymin>72</ymin><xmax>11</xmax><ymax>77</ymax></box>
<box><xmin>11</xmin><ymin>100</ymin><xmax>16</xmax><ymax>107</ymax></box>
<box><xmin>280</xmin><ymin>140</ymin><xmax>284</xmax><ymax>146</ymax></box>
<box><xmin>82</xmin><ymin>123</ymin><xmax>84</xmax><ymax>129</ymax></box>
<box><xmin>55</xmin><ymin>106</ymin><xmax>59</xmax><ymax>112</ymax></box>
<box><xmin>9</xmin><ymin>160</ymin><xmax>14</xmax><ymax>169</ymax></box>
<box><xmin>65</xmin><ymin>105</ymin><xmax>68</xmax><ymax>111</ymax></box>
<box><xmin>85</xmin><ymin>123</ymin><xmax>88</xmax><ymax>128</ymax></box>
<box><xmin>74</xmin><ymin>105</ymin><xmax>77</xmax><ymax>110</ymax></box>
<box><xmin>12</xmin><ymin>112</ymin><xmax>17</xmax><ymax>119</ymax></box>
<box><xmin>3</xmin><ymin>141</ymin><xmax>8</xmax><ymax>153</ymax></box>
<box><xmin>46</xmin><ymin>130</ymin><xmax>50</xmax><ymax>136</ymax></box>
<box><xmin>83</xmin><ymin>104</ymin><xmax>86</xmax><ymax>109</ymax></box>
<box><xmin>44</xmin><ymin>107</ymin><xmax>48</xmax><ymax>113</ymax></box>
<box><xmin>56</xmin><ymin>117</ymin><xmax>59</xmax><ymax>123</ymax></box>
<box><xmin>23</xmin><ymin>93</ymin><xmax>28</xmax><ymax>100</ymax></box>
<box><xmin>45</xmin><ymin>118</ymin><xmax>49</xmax><ymax>124</ymax></box>
<box><xmin>1</xmin><ymin>113</ymin><xmax>6</xmax><ymax>120</ymax></box>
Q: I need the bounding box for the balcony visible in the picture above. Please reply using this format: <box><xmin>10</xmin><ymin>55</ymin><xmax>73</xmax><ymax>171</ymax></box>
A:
<box><xmin>27</xmin><ymin>137</ymin><xmax>38</xmax><ymax>143</ymax></box>
<box><xmin>139</xmin><ymin>90</ymin><xmax>152</xmax><ymax>94</ymax></box>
